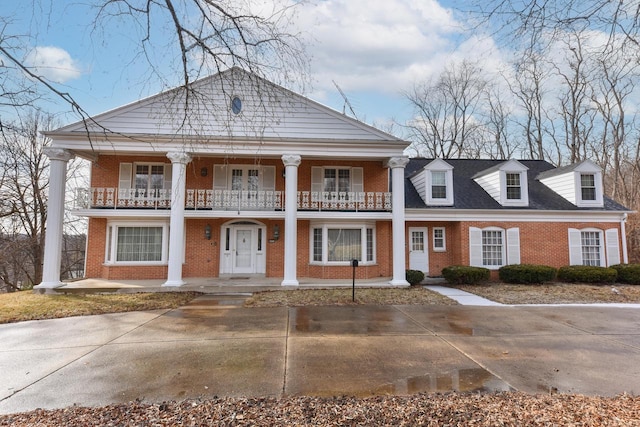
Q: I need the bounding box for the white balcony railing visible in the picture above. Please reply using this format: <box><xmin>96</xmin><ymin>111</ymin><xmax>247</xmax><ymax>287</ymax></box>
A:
<box><xmin>75</xmin><ymin>188</ymin><xmax>392</xmax><ymax>211</ymax></box>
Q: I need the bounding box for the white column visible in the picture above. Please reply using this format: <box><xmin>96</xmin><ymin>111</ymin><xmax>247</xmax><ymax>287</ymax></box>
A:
<box><xmin>163</xmin><ymin>151</ymin><xmax>192</xmax><ymax>287</ymax></box>
<box><xmin>281</xmin><ymin>154</ymin><xmax>301</xmax><ymax>286</ymax></box>
<box><xmin>388</xmin><ymin>156</ymin><xmax>410</xmax><ymax>286</ymax></box>
<box><xmin>35</xmin><ymin>148</ymin><xmax>75</xmax><ymax>289</ymax></box>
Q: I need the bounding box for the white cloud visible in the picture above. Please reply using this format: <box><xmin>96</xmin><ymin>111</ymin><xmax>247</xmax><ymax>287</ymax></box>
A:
<box><xmin>24</xmin><ymin>46</ymin><xmax>82</xmax><ymax>83</ymax></box>
<box><xmin>295</xmin><ymin>0</ymin><xmax>460</xmax><ymax>98</ymax></box>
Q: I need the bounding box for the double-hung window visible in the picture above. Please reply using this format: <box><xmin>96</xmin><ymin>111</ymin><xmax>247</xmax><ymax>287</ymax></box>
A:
<box><xmin>431</xmin><ymin>171</ymin><xmax>447</xmax><ymax>200</ymax></box>
<box><xmin>323</xmin><ymin>168</ymin><xmax>351</xmax><ymax>194</ymax></box>
<box><xmin>433</xmin><ymin>227</ymin><xmax>446</xmax><ymax>251</ymax></box>
<box><xmin>482</xmin><ymin>230</ymin><xmax>504</xmax><ymax>266</ymax></box>
<box><xmin>311</xmin><ymin>223</ymin><xmax>375</xmax><ymax>264</ymax></box>
<box><xmin>580</xmin><ymin>174</ymin><xmax>596</xmax><ymax>201</ymax></box>
<box><xmin>469</xmin><ymin>227</ymin><xmax>520</xmax><ymax>268</ymax></box>
<box><xmin>505</xmin><ymin>173</ymin><xmax>521</xmax><ymax>200</ymax></box>
<box><xmin>581</xmin><ymin>231</ymin><xmax>601</xmax><ymax>266</ymax></box>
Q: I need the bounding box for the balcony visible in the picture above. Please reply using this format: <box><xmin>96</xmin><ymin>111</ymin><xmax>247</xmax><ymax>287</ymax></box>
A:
<box><xmin>75</xmin><ymin>188</ymin><xmax>391</xmax><ymax>211</ymax></box>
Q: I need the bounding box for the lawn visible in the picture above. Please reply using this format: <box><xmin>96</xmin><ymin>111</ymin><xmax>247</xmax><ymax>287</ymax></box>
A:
<box><xmin>0</xmin><ymin>291</ymin><xmax>200</xmax><ymax>324</ymax></box>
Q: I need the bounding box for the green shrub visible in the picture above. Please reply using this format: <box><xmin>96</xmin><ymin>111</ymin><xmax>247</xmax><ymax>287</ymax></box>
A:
<box><xmin>557</xmin><ymin>265</ymin><xmax>617</xmax><ymax>283</ymax></box>
<box><xmin>441</xmin><ymin>265</ymin><xmax>490</xmax><ymax>285</ymax></box>
<box><xmin>405</xmin><ymin>269</ymin><xmax>425</xmax><ymax>286</ymax></box>
<box><xmin>610</xmin><ymin>264</ymin><xmax>640</xmax><ymax>285</ymax></box>
<box><xmin>499</xmin><ymin>264</ymin><xmax>557</xmax><ymax>284</ymax></box>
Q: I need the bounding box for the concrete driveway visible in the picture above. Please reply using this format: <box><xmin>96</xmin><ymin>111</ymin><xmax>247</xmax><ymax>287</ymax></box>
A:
<box><xmin>1</xmin><ymin>295</ymin><xmax>640</xmax><ymax>414</ymax></box>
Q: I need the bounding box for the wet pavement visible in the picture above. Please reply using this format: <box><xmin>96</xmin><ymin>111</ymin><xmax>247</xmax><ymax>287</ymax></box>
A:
<box><xmin>1</xmin><ymin>295</ymin><xmax>640</xmax><ymax>414</ymax></box>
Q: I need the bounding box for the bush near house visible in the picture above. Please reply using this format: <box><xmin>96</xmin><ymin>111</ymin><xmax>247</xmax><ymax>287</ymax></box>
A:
<box><xmin>498</xmin><ymin>264</ymin><xmax>557</xmax><ymax>284</ymax></box>
<box><xmin>610</xmin><ymin>264</ymin><xmax>640</xmax><ymax>285</ymax></box>
<box><xmin>442</xmin><ymin>265</ymin><xmax>490</xmax><ymax>285</ymax></box>
<box><xmin>557</xmin><ymin>265</ymin><xmax>617</xmax><ymax>283</ymax></box>
<box><xmin>405</xmin><ymin>269</ymin><xmax>425</xmax><ymax>286</ymax></box>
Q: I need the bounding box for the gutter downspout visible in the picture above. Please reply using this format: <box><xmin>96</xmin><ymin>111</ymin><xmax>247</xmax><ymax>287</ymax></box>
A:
<box><xmin>621</xmin><ymin>213</ymin><xmax>629</xmax><ymax>264</ymax></box>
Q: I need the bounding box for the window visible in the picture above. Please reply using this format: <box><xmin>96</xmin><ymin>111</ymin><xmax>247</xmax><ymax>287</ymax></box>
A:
<box><xmin>324</xmin><ymin>168</ymin><xmax>350</xmax><ymax>193</ymax></box>
<box><xmin>482</xmin><ymin>230</ymin><xmax>503</xmax><ymax>266</ymax></box>
<box><xmin>311</xmin><ymin>223</ymin><xmax>375</xmax><ymax>264</ymax></box>
<box><xmin>581</xmin><ymin>231</ymin><xmax>601</xmax><ymax>266</ymax></box>
<box><xmin>581</xmin><ymin>174</ymin><xmax>596</xmax><ymax>201</ymax></box>
<box><xmin>431</xmin><ymin>171</ymin><xmax>447</xmax><ymax>199</ymax></box>
<box><xmin>469</xmin><ymin>227</ymin><xmax>520</xmax><ymax>269</ymax></box>
<box><xmin>231</xmin><ymin>96</ymin><xmax>242</xmax><ymax>114</ymax></box>
<box><xmin>135</xmin><ymin>164</ymin><xmax>164</xmax><ymax>196</ymax></box>
<box><xmin>105</xmin><ymin>222</ymin><xmax>169</xmax><ymax>264</ymax></box>
<box><xmin>433</xmin><ymin>227</ymin><xmax>446</xmax><ymax>251</ymax></box>
<box><xmin>411</xmin><ymin>230</ymin><xmax>425</xmax><ymax>252</ymax></box>
<box><xmin>505</xmin><ymin>173</ymin><xmax>521</xmax><ymax>200</ymax></box>
<box><xmin>569</xmin><ymin>228</ymin><xmax>620</xmax><ymax>267</ymax></box>
<box><xmin>421</xmin><ymin>160</ymin><xmax>454</xmax><ymax>206</ymax></box>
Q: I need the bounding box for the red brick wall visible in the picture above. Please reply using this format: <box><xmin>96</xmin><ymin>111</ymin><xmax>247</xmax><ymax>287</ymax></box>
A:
<box><xmin>404</xmin><ymin>220</ymin><xmax>624</xmax><ymax>277</ymax></box>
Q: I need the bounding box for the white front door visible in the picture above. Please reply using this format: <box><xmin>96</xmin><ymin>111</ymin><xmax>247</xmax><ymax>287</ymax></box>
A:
<box><xmin>220</xmin><ymin>223</ymin><xmax>266</xmax><ymax>275</ymax></box>
<box><xmin>234</xmin><ymin>228</ymin><xmax>254</xmax><ymax>273</ymax></box>
<box><xmin>409</xmin><ymin>227</ymin><xmax>429</xmax><ymax>273</ymax></box>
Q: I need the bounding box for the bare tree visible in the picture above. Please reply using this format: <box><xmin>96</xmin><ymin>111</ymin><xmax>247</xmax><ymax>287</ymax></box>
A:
<box><xmin>406</xmin><ymin>60</ymin><xmax>488</xmax><ymax>159</ymax></box>
<box><xmin>0</xmin><ymin>112</ymin><xmax>86</xmax><ymax>291</ymax></box>
<box><xmin>0</xmin><ymin>1</ymin><xmax>309</xmax><ymax>128</ymax></box>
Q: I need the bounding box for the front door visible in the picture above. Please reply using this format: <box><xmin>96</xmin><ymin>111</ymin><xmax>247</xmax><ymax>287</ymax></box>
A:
<box><xmin>409</xmin><ymin>227</ymin><xmax>429</xmax><ymax>273</ymax></box>
<box><xmin>234</xmin><ymin>228</ymin><xmax>254</xmax><ymax>273</ymax></box>
<box><xmin>220</xmin><ymin>222</ymin><xmax>266</xmax><ymax>275</ymax></box>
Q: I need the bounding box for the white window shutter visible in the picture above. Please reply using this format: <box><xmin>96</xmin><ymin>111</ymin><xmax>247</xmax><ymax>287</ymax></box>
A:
<box><xmin>506</xmin><ymin>227</ymin><xmax>521</xmax><ymax>265</ymax></box>
<box><xmin>213</xmin><ymin>165</ymin><xmax>227</xmax><ymax>191</ymax></box>
<box><xmin>351</xmin><ymin>167</ymin><xmax>364</xmax><ymax>193</ymax></box>
<box><xmin>469</xmin><ymin>227</ymin><xmax>483</xmax><ymax>267</ymax></box>
<box><xmin>606</xmin><ymin>228</ymin><xmax>621</xmax><ymax>266</ymax></box>
<box><xmin>262</xmin><ymin>166</ymin><xmax>275</xmax><ymax>191</ymax></box>
<box><xmin>568</xmin><ymin>228</ymin><xmax>582</xmax><ymax>265</ymax></box>
<box><xmin>311</xmin><ymin>167</ymin><xmax>323</xmax><ymax>193</ymax></box>
<box><xmin>163</xmin><ymin>164</ymin><xmax>172</xmax><ymax>190</ymax></box>
<box><xmin>118</xmin><ymin>163</ymin><xmax>132</xmax><ymax>189</ymax></box>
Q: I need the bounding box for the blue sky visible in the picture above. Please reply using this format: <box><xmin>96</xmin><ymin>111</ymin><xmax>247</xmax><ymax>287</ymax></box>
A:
<box><xmin>1</xmin><ymin>0</ymin><xmax>502</xmax><ymax>136</ymax></box>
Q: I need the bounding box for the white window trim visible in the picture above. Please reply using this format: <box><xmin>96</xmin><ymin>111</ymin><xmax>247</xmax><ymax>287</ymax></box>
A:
<box><xmin>309</xmin><ymin>221</ymin><xmax>376</xmax><ymax>266</ymax></box>
<box><xmin>469</xmin><ymin>226</ymin><xmax>520</xmax><ymax>269</ymax></box>
<box><xmin>432</xmin><ymin>227</ymin><xmax>446</xmax><ymax>252</ymax></box>
<box><xmin>500</xmin><ymin>170</ymin><xmax>529</xmax><ymax>206</ymax></box>
<box><xmin>425</xmin><ymin>169</ymin><xmax>454</xmax><ymax>205</ymax></box>
<box><xmin>568</xmin><ymin>227</ymin><xmax>606</xmax><ymax>267</ymax></box>
<box><xmin>104</xmin><ymin>220</ymin><xmax>170</xmax><ymax>266</ymax></box>
<box><xmin>575</xmin><ymin>172</ymin><xmax>604</xmax><ymax>207</ymax></box>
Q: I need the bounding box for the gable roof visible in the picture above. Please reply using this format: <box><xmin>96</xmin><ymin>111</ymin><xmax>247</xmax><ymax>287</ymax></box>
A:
<box><xmin>51</xmin><ymin>67</ymin><xmax>403</xmax><ymax>143</ymax></box>
<box><xmin>405</xmin><ymin>158</ymin><xmax>628</xmax><ymax>211</ymax></box>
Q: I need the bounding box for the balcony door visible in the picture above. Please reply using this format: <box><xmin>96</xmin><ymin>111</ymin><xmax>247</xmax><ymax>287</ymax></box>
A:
<box><xmin>220</xmin><ymin>221</ymin><xmax>266</xmax><ymax>275</ymax></box>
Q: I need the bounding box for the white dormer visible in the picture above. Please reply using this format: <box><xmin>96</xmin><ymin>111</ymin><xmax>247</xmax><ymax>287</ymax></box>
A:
<box><xmin>410</xmin><ymin>159</ymin><xmax>454</xmax><ymax>206</ymax></box>
<box><xmin>537</xmin><ymin>160</ymin><xmax>604</xmax><ymax>207</ymax></box>
<box><xmin>473</xmin><ymin>160</ymin><xmax>529</xmax><ymax>207</ymax></box>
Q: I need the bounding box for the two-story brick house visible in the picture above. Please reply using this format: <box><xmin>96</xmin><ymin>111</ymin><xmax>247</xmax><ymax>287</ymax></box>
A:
<box><xmin>34</xmin><ymin>68</ymin><xmax>630</xmax><ymax>290</ymax></box>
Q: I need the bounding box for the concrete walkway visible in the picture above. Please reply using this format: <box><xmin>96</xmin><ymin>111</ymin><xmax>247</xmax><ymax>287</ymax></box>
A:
<box><xmin>2</xmin><ymin>295</ymin><xmax>640</xmax><ymax>415</ymax></box>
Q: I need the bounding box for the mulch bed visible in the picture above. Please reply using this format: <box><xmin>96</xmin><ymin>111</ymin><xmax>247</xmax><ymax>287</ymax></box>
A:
<box><xmin>2</xmin><ymin>392</ymin><xmax>639</xmax><ymax>426</ymax></box>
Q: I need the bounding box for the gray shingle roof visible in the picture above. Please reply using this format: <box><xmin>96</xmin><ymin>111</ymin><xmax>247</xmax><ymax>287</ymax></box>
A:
<box><xmin>405</xmin><ymin>158</ymin><xmax>629</xmax><ymax>211</ymax></box>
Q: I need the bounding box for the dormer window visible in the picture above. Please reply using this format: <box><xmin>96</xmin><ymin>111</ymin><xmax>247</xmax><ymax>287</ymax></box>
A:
<box><xmin>537</xmin><ymin>160</ymin><xmax>604</xmax><ymax>208</ymax></box>
<box><xmin>431</xmin><ymin>171</ymin><xmax>447</xmax><ymax>199</ymax></box>
<box><xmin>473</xmin><ymin>160</ymin><xmax>529</xmax><ymax>207</ymax></box>
<box><xmin>581</xmin><ymin>174</ymin><xmax>596</xmax><ymax>201</ymax></box>
<box><xmin>409</xmin><ymin>159</ymin><xmax>454</xmax><ymax>206</ymax></box>
<box><xmin>505</xmin><ymin>173</ymin><xmax>521</xmax><ymax>200</ymax></box>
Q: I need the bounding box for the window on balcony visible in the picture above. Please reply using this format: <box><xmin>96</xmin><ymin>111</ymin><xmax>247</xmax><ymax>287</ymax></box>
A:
<box><xmin>135</xmin><ymin>164</ymin><xmax>164</xmax><ymax>196</ymax></box>
<box><xmin>310</xmin><ymin>222</ymin><xmax>375</xmax><ymax>264</ymax></box>
<box><xmin>311</xmin><ymin>166</ymin><xmax>364</xmax><ymax>202</ymax></box>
